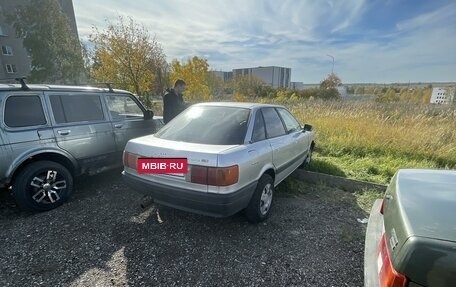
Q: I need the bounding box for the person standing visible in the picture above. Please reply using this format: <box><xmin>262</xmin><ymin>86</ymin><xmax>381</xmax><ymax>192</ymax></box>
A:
<box><xmin>163</xmin><ymin>79</ymin><xmax>187</xmax><ymax>124</ymax></box>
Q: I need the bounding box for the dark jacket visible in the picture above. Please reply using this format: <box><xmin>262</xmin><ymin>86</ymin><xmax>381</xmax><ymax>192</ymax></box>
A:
<box><xmin>163</xmin><ymin>89</ymin><xmax>185</xmax><ymax>124</ymax></box>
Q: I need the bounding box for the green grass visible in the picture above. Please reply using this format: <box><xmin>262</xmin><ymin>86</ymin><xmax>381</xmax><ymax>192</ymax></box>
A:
<box><xmin>272</xmin><ymin>99</ymin><xmax>456</xmax><ymax>184</ymax></box>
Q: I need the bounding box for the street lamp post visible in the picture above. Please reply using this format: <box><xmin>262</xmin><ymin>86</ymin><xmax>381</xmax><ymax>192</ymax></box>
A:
<box><xmin>327</xmin><ymin>54</ymin><xmax>335</xmax><ymax>74</ymax></box>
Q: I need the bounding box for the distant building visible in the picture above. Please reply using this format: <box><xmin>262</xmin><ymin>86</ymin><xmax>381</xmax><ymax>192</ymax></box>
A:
<box><xmin>430</xmin><ymin>87</ymin><xmax>455</xmax><ymax>104</ymax></box>
<box><xmin>211</xmin><ymin>71</ymin><xmax>233</xmax><ymax>82</ymax></box>
<box><xmin>290</xmin><ymin>81</ymin><xmax>304</xmax><ymax>90</ymax></box>
<box><xmin>0</xmin><ymin>0</ymin><xmax>79</xmax><ymax>80</ymax></box>
<box><xmin>336</xmin><ymin>85</ymin><xmax>348</xmax><ymax>98</ymax></box>
<box><xmin>232</xmin><ymin>66</ymin><xmax>291</xmax><ymax>88</ymax></box>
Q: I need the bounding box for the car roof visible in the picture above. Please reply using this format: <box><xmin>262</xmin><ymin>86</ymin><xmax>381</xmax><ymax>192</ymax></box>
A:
<box><xmin>0</xmin><ymin>84</ymin><xmax>132</xmax><ymax>94</ymax></box>
<box><xmin>396</xmin><ymin>169</ymin><xmax>456</xmax><ymax>242</ymax></box>
<box><xmin>194</xmin><ymin>102</ymin><xmax>284</xmax><ymax>109</ymax></box>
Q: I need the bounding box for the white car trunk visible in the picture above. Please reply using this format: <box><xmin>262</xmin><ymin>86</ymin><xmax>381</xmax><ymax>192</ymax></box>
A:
<box><xmin>125</xmin><ymin>135</ymin><xmax>238</xmax><ymax>192</ymax></box>
<box><xmin>127</xmin><ymin>134</ymin><xmax>239</xmax><ymax>165</ymax></box>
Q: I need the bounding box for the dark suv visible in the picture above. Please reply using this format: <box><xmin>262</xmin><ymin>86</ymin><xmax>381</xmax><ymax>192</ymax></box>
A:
<box><xmin>0</xmin><ymin>82</ymin><xmax>163</xmax><ymax>211</ymax></box>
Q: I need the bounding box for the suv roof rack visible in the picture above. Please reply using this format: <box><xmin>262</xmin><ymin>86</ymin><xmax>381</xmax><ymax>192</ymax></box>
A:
<box><xmin>105</xmin><ymin>83</ymin><xmax>114</xmax><ymax>93</ymax></box>
<box><xmin>15</xmin><ymin>77</ymin><xmax>30</xmax><ymax>91</ymax></box>
<box><xmin>86</xmin><ymin>82</ymin><xmax>115</xmax><ymax>93</ymax></box>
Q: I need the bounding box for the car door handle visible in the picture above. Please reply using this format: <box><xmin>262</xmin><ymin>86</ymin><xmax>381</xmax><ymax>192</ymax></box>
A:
<box><xmin>57</xmin><ymin>130</ymin><xmax>70</xmax><ymax>136</ymax></box>
<box><xmin>114</xmin><ymin>124</ymin><xmax>123</xmax><ymax>128</ymax></box>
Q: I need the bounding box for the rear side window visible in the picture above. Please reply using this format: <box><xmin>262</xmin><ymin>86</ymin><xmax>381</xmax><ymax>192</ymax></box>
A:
<box><xmin>4</xmin><ymin>95</ymin><xmax>46</xmax><ymax>127</ymax></box>
<box><xmin>261</xmin><ymin>107</ymin><xmax>286</xmax><ymax>138</ymax></box>
<box><xmin>50</xmin><ymin>94</ymin><xmax>104</xmax><ymax>124</ymax></box>
<box><xmin>251</xmin><ymin>110</ymin><xmax>266</xmax><ymax>142</ymax></box>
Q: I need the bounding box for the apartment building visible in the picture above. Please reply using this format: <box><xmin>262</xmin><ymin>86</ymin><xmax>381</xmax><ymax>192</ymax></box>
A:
<box><xmin>430</xmin><ymin>87</ymin><xmax>455</xmax><ymax>104</ymax></box>
<box><xmin>0</xmin><ymin>0</ymin><xmax>78</xmax><ymax>80</ymax></box>
<box><xmin>212</xmin><ymin>71</ymin><xmax>233</xmax><ymax>82</ymax></box>
<box><xmin>233</xmin><ymin>66</ymin><xmax>291</xmax><ymax>88</ymax></box>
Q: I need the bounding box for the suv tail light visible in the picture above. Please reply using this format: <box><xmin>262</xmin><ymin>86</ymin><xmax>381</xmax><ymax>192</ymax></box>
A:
<box><xmin>377</xmin><ymin>234</ymin><xmax>408</xmax><ymax>287</ymax></box>
<box><xmin>189</xmin><ymin>165</ymin><xmax>239</xmax><ymax>186</ymax></box>
<box><xmin>123</xmin><ymin>151</ymin><xmax>139</xmax><ymax>169</ymax></box>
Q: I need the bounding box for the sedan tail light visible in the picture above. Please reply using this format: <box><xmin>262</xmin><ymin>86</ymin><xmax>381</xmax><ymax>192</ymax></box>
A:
<box><xmin>189</xmin><ymin>165</ymin><xmax>239</xmax><ymax>186</ymax></box>
<box><xmin>377</xmin><ymin>234</ymin><xmax>408</xmax><ymax>287</ymax></box>
<box><xmin>123</xmin><ymin>151</ymin><xmax>139</xmax><ymax>169</ymax></box>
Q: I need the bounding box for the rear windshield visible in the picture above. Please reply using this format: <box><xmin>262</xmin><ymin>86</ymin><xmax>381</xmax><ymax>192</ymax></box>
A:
<box><xmin>155</xmin><ymin>106</ymin><xmax>250</xmax><ymax>145</ymax></box>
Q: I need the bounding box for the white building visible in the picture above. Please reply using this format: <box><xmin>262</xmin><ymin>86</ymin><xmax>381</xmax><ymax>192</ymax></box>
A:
<box><xmin>430</xmin><ymin>87</ymin><xmax>455</xmax><ymax>104</ymax></box>
<box><xmin>211</xmin><ymin>71</ymin><xmax>233</xmax><ymax>82</ymax></box>
<box><xmin>232</xmin><ymin>66</ymin><xmax>291</xmax><ymax>88</ymax></box>
<box><xmin>290</xmin><ymin>81</ymin><xmax>304</xmax><ymax>90</ymax></box>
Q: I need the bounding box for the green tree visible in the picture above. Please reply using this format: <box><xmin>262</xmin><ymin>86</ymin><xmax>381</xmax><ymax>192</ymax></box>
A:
<box><xmin>320</xmin><ymin>73</ymin><xmax>342</xmax><ymax>89</ymax></box>
<box><xmin>90</xmin><ymin>16</ymin><xmax>167</xmax><ymax>96</ymax></box>
<box><xmin>206</xmin><ymin>71</ymin><xmax>225</xmax><ymax>98</ymax></box>
<box><xmin>231</xmin><ymin>75</ymin><xmax>266</xmax><ymax>101</ymax></box>
<box><xmin>170</xmin><ymin>56</ymin><xmax>212</xmax><ymax>102</ymax></box>
<box><xmin>7</xmin><ymin>0</ymin><xmax>84</xmax><ymax>83</ymax></box>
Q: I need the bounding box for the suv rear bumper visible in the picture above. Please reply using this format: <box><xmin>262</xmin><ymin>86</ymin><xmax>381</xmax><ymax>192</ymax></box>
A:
<box><xmin>122</xmin><ymin>171</ymin><xmax>257</xmax><ymax>218</ymax></box>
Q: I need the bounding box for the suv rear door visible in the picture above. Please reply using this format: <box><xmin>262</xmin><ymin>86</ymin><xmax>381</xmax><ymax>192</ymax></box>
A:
<box><xmin>46</xmin><ymin>92</ymin><xmax>117</xmax><ymax>173</ymax></box>
<box><xmin>104</xmin><ymin>93</ymin><xmax>156</xmax><ymax>161</ymax></box>
<box><xmin>1</xmin><ymin>92</ymin><xmax>53</xmax><ymax>180</ymax></box>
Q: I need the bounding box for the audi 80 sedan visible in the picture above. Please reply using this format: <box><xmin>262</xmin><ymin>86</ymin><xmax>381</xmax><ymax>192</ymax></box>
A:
<box><xmin>364</xmin><ymin>169</ymin><xmax>456</xmax><ymax>287</ymax></box>
<box><xmin>122</xmin><ymin>102</ymin><xmax>315</xmax><ymax>222</ymax></box>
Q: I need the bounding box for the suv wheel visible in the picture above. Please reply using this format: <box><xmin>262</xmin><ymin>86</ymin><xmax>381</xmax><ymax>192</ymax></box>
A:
<box><xmin>12</xmin><ymin>161</ymin><xmax>73</xmax><ymax>211</ymax></box>
<box><xmin>245</xmin><ymin>174</ymin><xmax>274</xmax><ymax>223</ymax></box>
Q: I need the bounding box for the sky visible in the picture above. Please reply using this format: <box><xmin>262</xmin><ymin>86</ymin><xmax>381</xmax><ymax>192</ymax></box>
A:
<box><xmin>73</xmin><ymin>0</ymin><xmax>456</xmax><ymax>84</ymax></box>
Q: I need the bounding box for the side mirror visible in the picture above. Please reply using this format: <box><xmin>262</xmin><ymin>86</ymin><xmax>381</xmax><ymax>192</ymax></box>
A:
<box><xmin>144</xmin><ymin>110</ymin><xmax>154</xmax><ymax>120</ymax></box>
<box><xmin>303</xmin><ymin>124</ymin><xmax>313</xmax><ymax>132</ymax></box>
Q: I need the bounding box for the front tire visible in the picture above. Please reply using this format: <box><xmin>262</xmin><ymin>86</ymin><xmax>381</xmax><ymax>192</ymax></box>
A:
<box><xmin>12</xmin><ymin>161</ymin><xmax>73</xmax><ymax>211</ymax></box>
<box><xmin>245</xmin><ymin>174</ymin><xmax>274</xmax><ymax>223</ymax></box>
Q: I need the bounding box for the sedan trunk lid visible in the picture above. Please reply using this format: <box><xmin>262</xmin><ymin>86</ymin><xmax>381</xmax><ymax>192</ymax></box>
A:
<box><xmin>382</xmin><ymin>169</ymin><xmax>456</xmax><ymax>286</ymax></box>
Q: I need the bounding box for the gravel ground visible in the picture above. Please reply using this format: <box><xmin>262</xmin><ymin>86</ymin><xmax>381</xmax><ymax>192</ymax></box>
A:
<box><xmin>0</xmin><ymin>169</ymin><xmax>369</xmax><ymax>287</ymax></box>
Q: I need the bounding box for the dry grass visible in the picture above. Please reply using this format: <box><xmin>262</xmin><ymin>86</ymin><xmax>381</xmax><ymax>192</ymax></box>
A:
<box><xmin>153</xmin><ymin>96</ymin><xmax>455</xmax><ymax>183</ymax></box>
<box><xmin>270</xmin><ymin>99</ymin><xmax>456</xmax><ymax>183</ymax></box>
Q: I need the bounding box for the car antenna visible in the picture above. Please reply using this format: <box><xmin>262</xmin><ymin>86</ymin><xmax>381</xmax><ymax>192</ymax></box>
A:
<box><xmin>15</xmin><ymin>77</ymin><xmax>30</xmax><ymax>91</ymax></box>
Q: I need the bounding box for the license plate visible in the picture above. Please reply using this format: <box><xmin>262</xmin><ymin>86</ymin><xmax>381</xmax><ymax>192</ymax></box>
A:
<box><xmin>137</xmin><ymin>158</ymin><xmax>188</xmax><ymax>174</ymax></box>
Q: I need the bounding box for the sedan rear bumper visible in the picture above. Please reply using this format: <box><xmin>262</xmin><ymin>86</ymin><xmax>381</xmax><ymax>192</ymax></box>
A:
<box><xmin>122</xmin><ymin>171</ymin><xmax>257</xmax><ymax>218</ymax></box>
<box><xmin>364</xmin><ymin>199</ymin><xmax>384</xmax><ymax>287</ymax></box>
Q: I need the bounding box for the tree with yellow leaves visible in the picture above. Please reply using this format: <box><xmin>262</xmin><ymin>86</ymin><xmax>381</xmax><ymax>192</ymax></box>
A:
<box><xmin>89</xmin><ymin>16</ymin><xmax>167</xmax><ymax>96</ymax></box>
<box><xmin>169</xmin><ymin>56</ymin><xmax>213</xmax><ymax>102</ymax></box>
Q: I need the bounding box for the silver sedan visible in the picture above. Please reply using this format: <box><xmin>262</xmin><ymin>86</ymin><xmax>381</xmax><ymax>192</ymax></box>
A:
<box><xmin>122</xmin><ymin>102</ymin><xmax>315</xmax><ymax>222</ymax></box>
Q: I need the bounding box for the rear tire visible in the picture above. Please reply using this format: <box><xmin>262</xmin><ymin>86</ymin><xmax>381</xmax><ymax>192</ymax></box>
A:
<box><xmin>245</xmin><ymin>174</ymin><xmax>274</xmax><ymax>223</ymax></box>
<box><xmin>12</xmin><ymin>161</ymin><xmax>73</xmax><ymax>211</ymax></box>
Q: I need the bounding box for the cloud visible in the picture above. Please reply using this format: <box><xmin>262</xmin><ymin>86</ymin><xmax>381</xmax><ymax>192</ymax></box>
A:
<box><xmin>73</xmin><ymin>0</ymin><xmax>456</xmax><ymax>83</ymax></box>
<box><xmin>396</xmin><ymin>3</ymin><xmax>456</xmax><ymax>32</ymax></box>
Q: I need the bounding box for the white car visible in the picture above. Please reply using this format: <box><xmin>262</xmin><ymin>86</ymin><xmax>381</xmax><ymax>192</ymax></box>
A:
<box><xmin>122</xmin><ymin>102</ymin><xmax>315</xmax><ymax>222</ymax></box>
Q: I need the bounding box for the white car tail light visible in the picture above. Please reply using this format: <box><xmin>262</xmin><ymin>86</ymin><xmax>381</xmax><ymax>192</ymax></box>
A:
<box><xmin>123</xmin><ymin>151</ymin><xmax>140</xmax><ymax>169</ymax></box>
<box><xmin>189</xmin><ymin>165</ymin><xmax>239</xmax><ymax>186</ymax></box>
